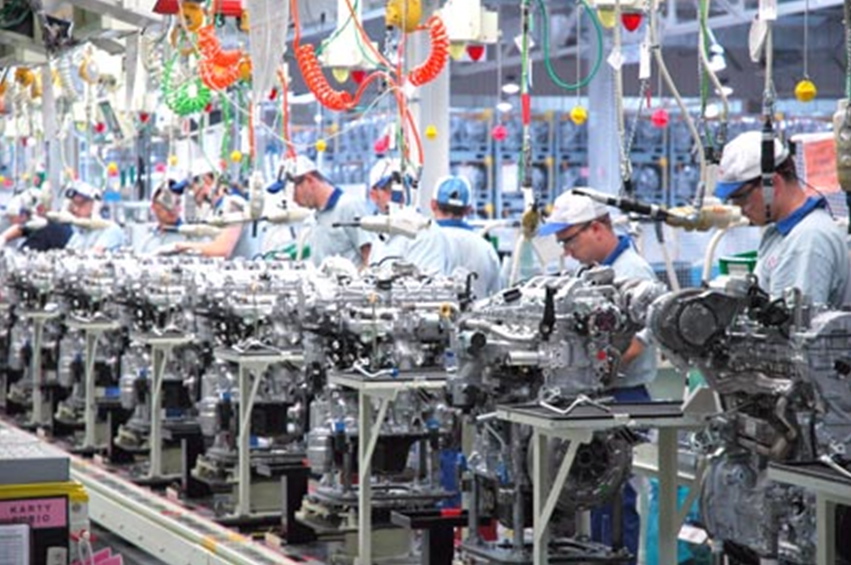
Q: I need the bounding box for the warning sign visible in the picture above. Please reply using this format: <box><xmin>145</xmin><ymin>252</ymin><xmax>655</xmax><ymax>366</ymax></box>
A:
<box><xmin>795</xmin><ymin>132</ymin><xmax>839</xmax><ymax>193</ymax></box>
<box><xmin>0</xmin><ymin>497</ymin><xmax>67</xmax><ymax>529</ymax></box>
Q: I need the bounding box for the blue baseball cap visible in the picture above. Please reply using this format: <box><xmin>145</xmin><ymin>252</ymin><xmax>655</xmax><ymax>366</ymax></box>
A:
<box><xmin>434</xmin><ymin>176</ymin><xmax>472</xmax><ymax>208</ymax></box>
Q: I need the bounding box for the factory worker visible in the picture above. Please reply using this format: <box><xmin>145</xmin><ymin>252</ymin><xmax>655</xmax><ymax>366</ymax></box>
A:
<box><xmin>715</xmin><ymin>130</ymin><xmax>848</xmax><ymax>307</ymax></box>
<box><xmin>430</xmin><ymin>175</ymin><xmax>501</xmax><ymax>297</ymax></box>
<box><xmin>175</xmin><ymin>176</ymin><xmax>258</xmax><ymax>259</ymax></box>
<box><xmin>64</xmin><ymin>181</ymin><xmax>126</xmax><ymax>253</ymax></box>
<box><xmin>284</xmin><ymin>154</ymin><xmax>374</xmax><ymax>268</ymax></box>
<box><xmin>187</xmin><ymin>158</ymin><xmax>218</xmax><ymax>221</ymax></box>
<box><xmin>538</xmin><ymin>190</ymin><xmax>659</xmax><ymax>561</ymax></box>
<box><xmin>368</xmin><ymin>158</ymin><xmax>455</xmax><ymax>276</ymax></box>
<box><xmin>1</xmin><ymin>187</ymin><xmax>71</xmax><ymax>251</ymax></box>
<box><xmin>134</xmin><ymin>180</ymin><xmax>187</xmax><ymax>255</ymax></box>
<box><xmin>539</xmin><ymin>190</ymin><xmax>658</xmax><ymax>392</ymax></box>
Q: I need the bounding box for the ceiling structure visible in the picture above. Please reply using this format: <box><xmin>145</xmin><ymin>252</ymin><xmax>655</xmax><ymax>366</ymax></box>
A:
<box><xmin>0</xmin><ymin>0</ymin><xmax>845</xmax><ymax>111</ymax></box>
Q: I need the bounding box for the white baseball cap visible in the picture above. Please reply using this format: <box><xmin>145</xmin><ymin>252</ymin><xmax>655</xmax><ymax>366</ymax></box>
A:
<box><xmin>5</xmin><ymin>188</ymin><xmax>41</xmax><ymax>216</ymax></box>
<box><xmin>190</xmin><ymin>158</ymin><xmax>217</xmax><ymax>179</ymax></box>
<box><xmin>538</xmin><ymin>189</ymin><xmax>610</xmax><ymax>237</ymax></box>
<box><xmin>369</xmin><ymin>158</ymin><xmax>401</xmax><ymax>189</ymax></box>
<box><xmin>714</xmin><ymin>131</ymin><xmax>791</xmax><ymax>200</ymax></box>
<box><xmin>64</xmin><ymin>180</ymin><xmax>101</xmax><ymax>201</ymax></box>
<box><xmin>281</xmin><ymin>155</ymin><xmax>318</xmax><ymax>181</ymax></box>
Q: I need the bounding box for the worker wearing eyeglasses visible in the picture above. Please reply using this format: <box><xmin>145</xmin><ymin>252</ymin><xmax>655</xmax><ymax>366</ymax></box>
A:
<box><xmin>283</xmin><ymin>155</ymin><xmax>375</xmax><ymax>268</ymax></box>
<box><xmin>715</xmin><ymin>130</ymin><xmax>848</xmax><ymax>308</ymax></box>
<box><xmin>538</xmin><ymin>190</ymin><xmax>659</xmax><ymax>561</ymax></box>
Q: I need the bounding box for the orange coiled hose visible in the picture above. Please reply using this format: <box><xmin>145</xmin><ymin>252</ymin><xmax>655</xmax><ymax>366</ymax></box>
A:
<box><xmin>199</xmin><ymin>58</ymin><xmax>240</xmax><ymax>90</ymax></box>
<box><xmin>197</xmin><ymin>26</ymin><xmax>243</xmax><ymax>68</ymax></box>
<box><xmin>408</xmin><ymin>15</ymin><xmax>449</xmax><ymax>87</ymax></box>
<box><xmin>295</xmin><ymin>43</ymin><xmax>354</xmax><ymax>112</ymax></box>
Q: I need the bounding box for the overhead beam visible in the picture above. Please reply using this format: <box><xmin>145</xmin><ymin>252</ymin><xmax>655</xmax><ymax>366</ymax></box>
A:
<box><xmin>452</xmin><ymin>0</ymin><xmax>846</xmax><ymax>77</ymax></box>
<box><xmin>66</xmin><ymin>0</ymin><xmax>160</xmax><ymax>27</ymax></box>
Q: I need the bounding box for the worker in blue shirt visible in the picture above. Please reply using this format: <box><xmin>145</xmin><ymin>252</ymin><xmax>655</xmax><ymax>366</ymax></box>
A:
<box><xmin>280</xmin><ymin>155</ymin><xmax>374</xmax><ymax>268</ymax></box>
<box><xmin>368</xmin><ymin>158</ymin><xmax>455</xmax><ymax>276</ymax></box>
<box><xmin>64</xmin><ymin>181</ymin><xmax>125</xmax><ymax>253</ymax></box>
<box><xmin>715</xmin><ymin>130</ymin><xmax>849</xmax><ymax>307</ymax></box>
<box><xmin>539</xmin><ymin>190</ymin><xmax>660</xmax><ymax>562</ymax></box>
<box><xmin>1</xmin><ymin>187</ymin><xmax>71</xmax><ymax>251</ymax></box>
<box><xmin>430</xmin><ymin>175</ymin><xmax>501</xmax><ymax>298</ymax></box>
<box><xmin>135</xmin><ymin>180</ymin><xmax>187</xmax><ymax>255</ymax></box>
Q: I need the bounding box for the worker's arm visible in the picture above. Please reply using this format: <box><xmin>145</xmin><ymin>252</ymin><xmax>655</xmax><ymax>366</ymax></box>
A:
<box><xmin>175</xmin><ymin>224</ymin><xmax>241</xmax><ymax>258</ymax></box>
<box><xmin>621</xmin><ymin>337</ymin><xmax>644</xmax><ymax>366</ymax></box>
<box><xmin>360</xmin><ymin>243</ymin><xmax>371</xmax><ymax>267</ymax></box>
<box><xmin>0</xmin><ymin>225</ymin><xmax>23</xmax><ymax>245</ymax></box>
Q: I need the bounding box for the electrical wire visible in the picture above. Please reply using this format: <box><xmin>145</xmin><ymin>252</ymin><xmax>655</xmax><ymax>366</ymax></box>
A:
<box><xmin>537</xmin><ymin>0</ymin><xmax>604</xmax><ymax>91</ymax></box>
<box><xmin>648</xmin><ymin>0</ymin><xmax>707</xmax><ymax>207</ymax></box>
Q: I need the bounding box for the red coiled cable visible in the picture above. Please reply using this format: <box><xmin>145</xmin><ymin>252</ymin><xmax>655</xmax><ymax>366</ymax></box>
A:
<box><xmin>408</xmin><ymin>15</ymin><xmax>449</xmax><ymax>87</ymax></box>
<box><xmin>295</xmin><ymin>43</ymin><xmax>354</xmax><ymax>112</ymax></box>
<box><xmin>197</xmin><ymin>26</ymin><xmax>243</xmax><ymax>68</ymax></box>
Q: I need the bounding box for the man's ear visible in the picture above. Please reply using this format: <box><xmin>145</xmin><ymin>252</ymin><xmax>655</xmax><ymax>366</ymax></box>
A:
<box><xmin>430</xmin><ymin>200</ymin><xmax>438</xmax><ymax>214</ymax></box>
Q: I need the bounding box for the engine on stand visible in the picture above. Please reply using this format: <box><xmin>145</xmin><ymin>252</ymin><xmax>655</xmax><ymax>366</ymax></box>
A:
<box><xmin>450</xmin><ymin>268</ymin><xmax>665</xmax><ymax>563</ymax></box>
<box><xmin>297</xmin><ymin>264</ymin><xmax>463</xmax><ymax>560</ymax></box>
<box><xmin>188</xmin><ymin>260</ymin><xmax>311</xmax><ymax>522</ymax></box>
<box><xmin>112</xmin><ymin>257</ymin><xmax>208</xmax><ymax>479</ymax></box>
<box><xmin>648</xmin><ymin>276</ymin><xmax>851</xmax><ymax>564</ymax></box>
<box><xmin>51</xmin><ymin>254</ymin><xmax>129</xmax><ymax>452</ymax></box>
<box><xmin>4</xmin><ymin>251</ymin><xmax>67</xmax><ymax>427</ymax></box>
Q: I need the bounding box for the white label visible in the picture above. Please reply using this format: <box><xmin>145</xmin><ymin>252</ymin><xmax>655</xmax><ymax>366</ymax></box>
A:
<box><xmin>607</xmin><ymin>48</ymin><xmax>624</xmax><ymax>71</ymax></box>
<box><xmin>639</xmin><ymin>42</ymin><xmax>651</xmax><ymax>80</ymax></box>
<box><xmin>0</xmin><ymin>524</ymin><xmax>30</xmax><ymax>565</ymax></box>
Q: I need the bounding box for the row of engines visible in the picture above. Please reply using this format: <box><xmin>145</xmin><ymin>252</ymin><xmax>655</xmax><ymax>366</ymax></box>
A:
<box><xmin>0</xmin><ymin>248</ymin><xmax>849</xmax><ymax>562</ymax></box>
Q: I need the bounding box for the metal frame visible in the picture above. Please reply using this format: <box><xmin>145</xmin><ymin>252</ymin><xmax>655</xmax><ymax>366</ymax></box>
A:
<box><xmin>328</xmin><ymin>373</ymin><xmax>447</xmax><ymax>565</ymax></box>
<box><xmin>213</xmin><ymin>347</ymin><xmax>299</xmax><ymax>518</ymax></box>
<box><xmin>132</xmin><ymin>332</ymin><xmax>194</xmax><ymax>479</ymax></box>
<box><xmin>767</xmin><ymin>463</ymin><xmax>851</xmax><ymax>565</ymax></box>
<box><xmin>495</xmin><ymin>404</ymin><xmax>706</xmax><ymax>565</ymax></box>
<box><xmin>18</xmin><ymin>310</ymin><xmax>62</xmax><ymax>428</ymax></box>
<box><xmin>65</xmin><ymin>318</ymin><xmax>121</xmax><ymax>450</ymax></box>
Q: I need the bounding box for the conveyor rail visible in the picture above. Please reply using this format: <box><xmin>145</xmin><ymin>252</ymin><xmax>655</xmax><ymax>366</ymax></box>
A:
<box><xmin>71</xmin><ymin>457</ymin><xmax>300</xmax><ymax>565</ymax></box>
<box><xmin>0</xmin><ymin>419</ymin><xmax>300</xmax><ymax>565</ymax></box>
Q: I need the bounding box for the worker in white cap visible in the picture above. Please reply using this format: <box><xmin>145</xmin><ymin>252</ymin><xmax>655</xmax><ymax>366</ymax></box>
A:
<box><xmin>134</xmin><ymin>179</ymin><xmax>187</xmax><ymax>255</ymax></box>
<box><xmin>714</xmin><ymin>130</ymin><xmax>848</xmax><ymax>307</ymax></box>
<box><xmin>187</xmin><ymin>158</ymin><xmax>218</xmax><ymax>221</ymax></box>
<box><xmin>177</xmin><ymin>162</ymin><xmax>259</xmax><ymax>258</ymax></box>
<box><xmin>430</xmin><ymin>175</ymin><xmax>501</xmax><ymax>297</ymax></box>
<box><xmin>64</xmin><ymin>181</ymin><xmax>125</xmax><ymax>253</ymax></box>
<box><xmin>1</xmin><ymin>187</ymin><xmax>71</xmax><ymax>251</ymax></box>
<box><xmin>283</xmin><ymin>154</ymin><xmax>375</xmax><ymax>268</ymax></box>
<box><xmin>367</xmin><ymin>157</ymin><xmax>455</xmax><ymax>276</ymax></box>
<box><xmin>538</xmin><ymin>189</ymin><xmax>659</xmax><ymax>559</ymax></box>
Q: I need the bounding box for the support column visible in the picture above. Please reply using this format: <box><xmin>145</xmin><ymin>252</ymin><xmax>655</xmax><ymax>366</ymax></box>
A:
<box><xmin>408</xmin><ymin>0</ymin><xmax>450</xmax><ymax>211</ymax></box>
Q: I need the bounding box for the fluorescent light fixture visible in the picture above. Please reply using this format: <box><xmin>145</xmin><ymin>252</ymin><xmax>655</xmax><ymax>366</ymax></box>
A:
<box><xmin>313</xmin><ymin>113</ymin><xmax>323</xmax><ymax>124</ymax></box>
<box><xmin>496</xmin><ymin>101</ymin><xmax>512</xmax><ymax>113</ymax></box>
<box><xmin>501</xmin><ymin>82</ymin><xmax>520</xmax><ymax>95</ymax></box>
<box><xmin>715</xmin><ymin>85</ymin><xmax>733</xmax><ymax>97</ymax></box>
<box><xmin>290</xmin><ymin>92</ymin><xmax>317</xmax><ymax>105</ymax></box>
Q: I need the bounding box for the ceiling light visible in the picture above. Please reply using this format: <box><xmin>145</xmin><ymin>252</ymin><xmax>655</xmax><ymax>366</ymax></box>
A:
<box><xmin>708</xmin><ymin>53</ymin><xmax>726</xmax><ymax>73</ymax></box>
<box><xmin>496</xmin><ymin>101</ymin><xmax>512</xmax><ymax>113</ymax></box>
<box><xmin>501</xmin><ymin>82</ymin><xmax>520</xmax><ymax>95</ymax></box>
<box><xmin>715</xmin><ymin>85</ymin><xmax>733</xmax><ymax>97</ymax></box>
